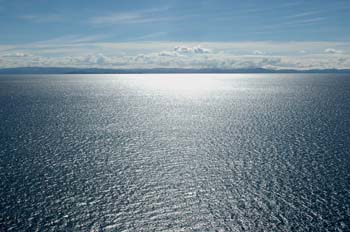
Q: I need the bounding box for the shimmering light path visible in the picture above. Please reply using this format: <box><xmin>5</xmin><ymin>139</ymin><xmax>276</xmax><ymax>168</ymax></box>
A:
<box><xmin>0</xmin><ymin>74</ymin><xmax>350</xmax><ymax>231</ymax></box>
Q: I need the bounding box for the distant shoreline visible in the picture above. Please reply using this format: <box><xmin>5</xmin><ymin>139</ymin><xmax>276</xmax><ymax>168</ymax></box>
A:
<box><xmin>1</xmin><ymin>67</ymin><xmax>350</xmax><ymax>75</ymax></box>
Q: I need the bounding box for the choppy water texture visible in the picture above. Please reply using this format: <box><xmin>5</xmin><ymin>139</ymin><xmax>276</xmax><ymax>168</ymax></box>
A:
<box><xmin>1</xmin><ymin>74</ymin><xmax>350</xmax><ymax>232</ymax></box>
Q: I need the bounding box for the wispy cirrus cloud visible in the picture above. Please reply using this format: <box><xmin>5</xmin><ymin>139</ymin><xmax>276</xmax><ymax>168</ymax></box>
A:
<box><xmin>128</xmin><ymin>32</ymin><xmax>168</xmax><ymax>41</ymax></box>
<box><xmin>262</xmin><ymin>17</ymin><xmax>327</xmax><ymax>31</ymax></box>
<box><xmin>19</xmin><ymin>14</ymin><xmax>65</xmax><ymax>23</ymax></box>
<box><xmin>284</xmin><ymin>10</ymin><xmax>323</xmax><ymax>19</ymax></box>
<box><xmin>89</xmin><ymin>7</ymin><xmax>184</xmax><ymax>25</ymax></box>
<box><xmin>244</xmin><ymin>1</ymin><xmax>302</xmax><ymax>14</ymax></box>
<box><xmin>1</xmin><ymin>39</ymin><xmax>349</xmax><ymax>57</ymax></box>
<box><xmin>30</xmin><ymin>35</ymin><xmax>107</xmax><ymax>45</ymax></box>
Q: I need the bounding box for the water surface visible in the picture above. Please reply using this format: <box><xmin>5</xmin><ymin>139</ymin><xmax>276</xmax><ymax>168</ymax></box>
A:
<box><xmin>0</xmin><ymin>74</ymin><xmax>350</xmax><ymax>231</ymax></box>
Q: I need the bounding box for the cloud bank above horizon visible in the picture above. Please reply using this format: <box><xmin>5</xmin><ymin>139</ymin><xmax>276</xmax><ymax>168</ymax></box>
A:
<box><xmin>1</xmin><ymin>40</ymin><xmax>350</xmax><ymax>70</ymax></box>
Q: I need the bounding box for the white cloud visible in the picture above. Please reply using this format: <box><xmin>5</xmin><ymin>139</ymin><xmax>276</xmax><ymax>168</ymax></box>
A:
<box><xmin>158</xmin><ymin>51</ymin><xmax>178</xmax><ymax>57</ymax></box>
<box><xmin>193</xmin><ymin>46</ymin><xmax>211</xmax><ymax>54</ymax></box>
<box><xmin>174</xmin><ymin>46</ymin><xmax>192</xmax><ymax>53</ymax></box>
<box><xmin>252</xmin><ymin>50</ymin><xmax>265</xmax><ymax>55</ymax></box>
<box><xmin>83</xmin><ymin>53</ymin><xmax>110</xmax><ymax>65</ymax></box>
<box><xmin>324</xmin><ymin>48</ymin><xmax>343</xmax><ymax>54</ymax></box>
<box><xmin>1</xmin><ymin>52</ymin><xmax>33</xmax><ymax>57</ymax></box>
<box><xmin>174</xmin><ymin>45</ymin><xmax>211</xmax><ymax>54</ymax></box>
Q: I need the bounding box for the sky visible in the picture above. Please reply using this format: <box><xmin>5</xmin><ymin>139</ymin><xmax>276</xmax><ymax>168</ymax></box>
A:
<box><xmin>0</xmin><ymin>0</ymin><xmax>350</xmax><ymax>70</ymax></box>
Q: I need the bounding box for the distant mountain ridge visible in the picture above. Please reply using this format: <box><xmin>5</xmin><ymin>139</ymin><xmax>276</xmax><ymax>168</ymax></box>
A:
<box><xmin>0</xmin><ymin>67</ymin><xmax>350</xmax><ymax>74</ymax></box>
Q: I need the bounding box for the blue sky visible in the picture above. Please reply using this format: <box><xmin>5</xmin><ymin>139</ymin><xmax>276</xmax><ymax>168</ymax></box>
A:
<box><xmin>0</xmin><ymin>0</ymin><xmax>350</xmax><ymax>69</ymax></box>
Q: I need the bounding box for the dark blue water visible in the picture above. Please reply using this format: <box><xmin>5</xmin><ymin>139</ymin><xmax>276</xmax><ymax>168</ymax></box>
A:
<box><xmin>0</xmin><ymin>74</ymin><xmax>350</xmax><ymax>231</ymax></box>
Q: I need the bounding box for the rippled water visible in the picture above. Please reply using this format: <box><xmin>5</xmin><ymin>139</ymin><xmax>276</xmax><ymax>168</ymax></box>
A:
<box><xmin>0</xmin><ymin>74</ymin><xmax>350</xmax><ymax>231</ymax></box>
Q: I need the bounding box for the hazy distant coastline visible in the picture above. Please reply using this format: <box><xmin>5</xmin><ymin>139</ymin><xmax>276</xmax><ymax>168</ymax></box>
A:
<box><xmin>1</xmin><ymin>67</ymin><xmax>350</xmax><ymax>75</ymax></box>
